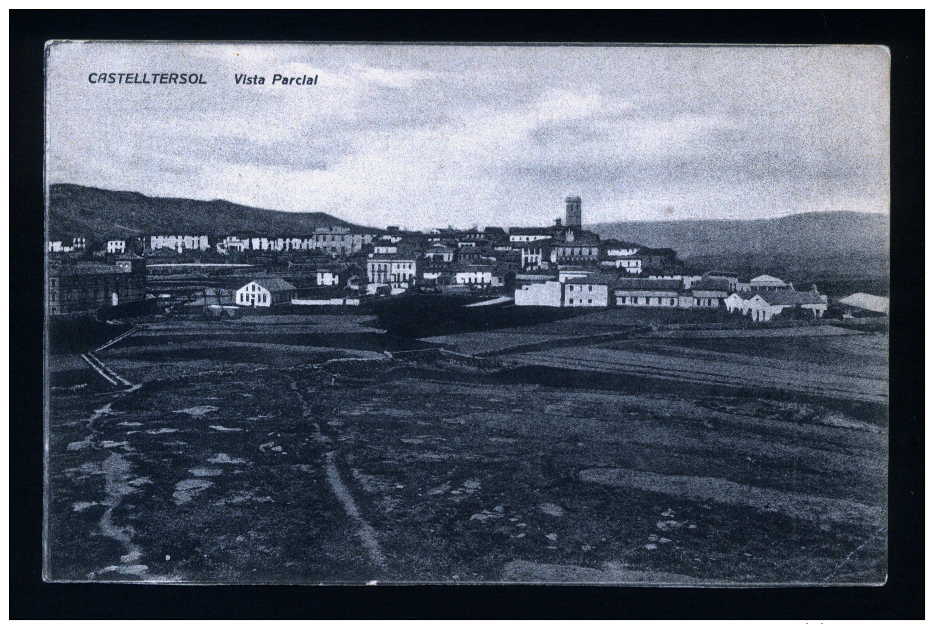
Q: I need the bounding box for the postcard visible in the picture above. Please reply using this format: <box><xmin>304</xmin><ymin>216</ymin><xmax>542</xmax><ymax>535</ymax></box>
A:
<box><xmin>44</xmin><ymin>42</ymin><xmax>889</xmax><ymax>584</ymax></box>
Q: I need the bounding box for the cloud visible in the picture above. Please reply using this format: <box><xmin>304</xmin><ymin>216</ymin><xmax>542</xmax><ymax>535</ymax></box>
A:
<box><xmin>46</xmin><ymin>44</ymin><xmax>889</xmax><ymax>229</ymax></box>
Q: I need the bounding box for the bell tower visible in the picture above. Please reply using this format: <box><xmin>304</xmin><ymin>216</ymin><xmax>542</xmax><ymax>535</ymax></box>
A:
<box><xmin>565</xmin><ymin>196</ymin><xmax>582</xmax><ymax>229</ymax></box>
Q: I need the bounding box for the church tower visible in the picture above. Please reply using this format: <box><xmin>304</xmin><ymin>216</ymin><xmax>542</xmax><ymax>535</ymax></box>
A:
<box><xmin>565</xmin><ymin>196</ymin><xmax>582</xmax><ymax>229</ymax></box>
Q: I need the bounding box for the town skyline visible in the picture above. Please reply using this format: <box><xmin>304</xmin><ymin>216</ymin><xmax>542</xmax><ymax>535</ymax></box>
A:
<box><xmin>47</xmin><ymin>44</ymin><xmax>889</xmax><ymax>230</ymax></box>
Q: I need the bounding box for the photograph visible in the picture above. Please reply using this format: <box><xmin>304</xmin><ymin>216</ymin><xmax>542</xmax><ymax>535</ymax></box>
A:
<box><xmin>44</xmin><ymin>42</ymin><xmax>889</xmax><ymax>585</ymax></box>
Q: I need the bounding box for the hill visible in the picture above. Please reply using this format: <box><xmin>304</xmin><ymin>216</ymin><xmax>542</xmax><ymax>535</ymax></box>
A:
<box><xmin>589</xmin><ymin>211</ymin><xmax>888</xmax><ymax>260</ymax></box>
<box><xmin>590</xmin><ymin>211</ymin><xmax>889</xmax><ymax>282</ymax></box>
<box><xmin>47</xmin><ymin>184</ymin><xmax>383</xmax><ymax>240</ymax></box>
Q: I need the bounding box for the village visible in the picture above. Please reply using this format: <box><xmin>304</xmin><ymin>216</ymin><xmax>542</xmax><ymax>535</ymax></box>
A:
<box><xmin>47</xmin><ymin>196</ymin><xmax>886</xmax><ymax>324</ymax></box>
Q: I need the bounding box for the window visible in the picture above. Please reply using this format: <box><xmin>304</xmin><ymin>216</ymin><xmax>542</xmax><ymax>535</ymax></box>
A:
<box><xmin>588</xmin><ymin>299</ymin><xmax>592</xmax><ymax>304</ymax></box>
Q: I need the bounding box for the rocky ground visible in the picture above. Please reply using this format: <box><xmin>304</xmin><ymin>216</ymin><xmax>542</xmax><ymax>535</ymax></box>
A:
<box><xmin>47</xmin><ymin>341</ymin><xmax>887</xmax><ymax>584</ymax></box>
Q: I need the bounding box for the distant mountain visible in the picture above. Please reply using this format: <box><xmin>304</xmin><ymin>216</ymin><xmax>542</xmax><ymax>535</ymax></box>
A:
<box><xmin>47</xmin><ymin>184</ymin><xmax>383</xmax><ymax>240</ymax></box>
<box><xmin>590</xmin><ymin>211</ymin><xmax>888</xmax><ymax>261</ymax></box>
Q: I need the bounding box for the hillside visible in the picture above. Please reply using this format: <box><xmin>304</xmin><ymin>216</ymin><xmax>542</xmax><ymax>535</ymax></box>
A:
<box><xmin>47</xmin><ymin>184</ymin><xmax>383</xmax><ymax>240</ymax></box>
<box><xmin>588</xmin><ymin>211</ymin><xmax>889</xmax><ymax>261</ymax></box>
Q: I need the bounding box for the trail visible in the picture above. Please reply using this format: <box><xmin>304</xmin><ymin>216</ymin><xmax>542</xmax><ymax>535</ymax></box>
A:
<box><xmin>289</xmin><ymin>377</ymin><xmax>388</xmax><ymax>574</ymax></box>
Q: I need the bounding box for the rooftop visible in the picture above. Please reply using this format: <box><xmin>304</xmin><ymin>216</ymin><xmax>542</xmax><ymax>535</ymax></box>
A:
<box><xmin>244</xmin><ymin>277</ymin><xmax>297</xmax><ymax>292</ymax></box>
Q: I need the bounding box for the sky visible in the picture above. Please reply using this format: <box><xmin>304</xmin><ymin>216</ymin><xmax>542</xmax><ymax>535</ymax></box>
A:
<box><xmin>47</xmin><ymin>43</ymin><xmax>890</xmax><ymax>230</ymax></box>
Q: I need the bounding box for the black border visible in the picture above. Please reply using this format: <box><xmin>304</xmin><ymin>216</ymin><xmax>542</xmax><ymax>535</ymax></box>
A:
<box><xmin>11</xmin><ymin>10</ymin><xmax>923</xmax><ymax>619</ymax></box>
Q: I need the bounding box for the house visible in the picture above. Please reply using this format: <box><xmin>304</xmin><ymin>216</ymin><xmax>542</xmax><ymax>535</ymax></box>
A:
<box><xmin>235</xmin><ymin>278</ymin><xmax>296</xmax><ymax>307</ymax></box>
<box><xmin>613</xmin><ymin>279</ymin><xmax>682</xmax><ymax>307</ymax></box>
<box><xmin>366</xmin><ymin>254</ymin><xmax>421</xmax><ymax>287</ymax></box>
<box><xmin>451</xmin><ymin>263</ymin><xmax>494</xmax><ymax>286</ymax></box>
<box><xmin>684</xmin><ymin>278</ymin><xmax>731</xmax><ymax>308</ymax></box>
<box><xmin>150</xmin><ymin>234</ymin><xmax>210</xmax><ymax>252</ymax></box>
<box><xmin>563</xmin><ymin>273</ymin><xmax>617</xmax><ymax>307</ymax></box>
<box><xmin>702</xmin><ymin>271</ymin><xmax>739</xmax><ymax>292</ymax></box>
<box><xmin>48</xmin><ymin>259</ymin><xmax>146</xmax><ymax>316</ymax></box>
<box><xmin>749</xmin><ymin>274</ymin><xmax>789</xmax><ymax>291</ymax></box>
<box><xmin>509</xmin><ymin>226</ymin><xmax>554</xmax><ymax>244</ymax></box>
<box><xmin>613</xmin><ymin>256</ymin><xmax>642</xmax><ymax>274</ymax></box>
<box><xmin>729</xmin><ymin>289</ymin><xmax>828</xmax><ymax>322</ymax></box>
<box><xmin>425</xmin><ymin>243</ymin><xmax>456</xmax><ymax>263</ymax></box>
<box><xmin>550</xmin><ymin>229</ymin><xmax>601</xmax><ymax>265</ymax></box>
<box><xmin>514</xmin><ymin>279</ymin><xmax>564</xmax><ymax>307</ymax></box>
<box><xmin>315</xmin><ymin>266</ymin><xmax>342</xmax><ymax>287</ymax></box>
<box><xmin>518</xmin><ymin>241</ymin><xmax>551</xmax><ymax>271</ymax></box>
<box><xmin>639</xmin><ymin>247</ymin><xmax>679</xmax><ymax>268</ymax></box>
<box><xmin>602</xmin><ymin>239</ymin><xmax>642</xmax><ymax>258</ymax></box>
<box><xmin>106</xmin><ymin>239</ymin><xmax>127</xmax><ymax>254</ymax></box>
<box><xmin>724</xmin><ymin>291</ymin><xmax>755</xmax><ymax>314</ymax></box>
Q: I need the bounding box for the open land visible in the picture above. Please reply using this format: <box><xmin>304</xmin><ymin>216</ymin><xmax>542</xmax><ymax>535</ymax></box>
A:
<box><xmin>47</xmin><ymin>309</ymin><xmax>887</xmax><ymax>584</ymax></box>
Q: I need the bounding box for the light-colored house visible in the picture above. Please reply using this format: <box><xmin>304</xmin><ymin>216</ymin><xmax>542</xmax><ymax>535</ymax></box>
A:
<box><xmin>150</xmin><ymin>234</ymin><xmax>210</xmax><ymax>252</ymax></box>
<box><xmin>425</xmin><ymin>244</ymin><xmax>456</xmax><ymax>263</ymax></box>
<box><xmin>749</xmin><ymin>274</ymin><xmax>788</xmax><ymax>291</ymax></box>
<box><xmin>315</xmin><ymin>266</ymin><xmax>341</xmax><ymax>287</ymax></box>
<box><xmin>235</xmin><ymin>278</ymin><xmax>297</xmax><ymax>307</ymax></box>
<box><xmin>106</xmin><ymin>239</ymin><xmax>126</xmax><ymax>254</ymax></box>
<box><xmin>729</xmin><ymin>290</ymin><xmax>828</xmax><ymax>321</ymax></box>
<box><xmin>518</xmin><ymin>241</ymin><xmax>551</xmax><ymax>270</ymax></box>
<box><xmin>683</xmin><ymin>278</ymin><xmax>731</xmax><ymax>308</ymax></box>
<box><xmin>366</xmin><ymin>254</ymin><xmax>421</xmax><ymax>287</ymax></box>
<box><xmin>564</xmin><ymin>274</ymin><xmax>615</xmax><ymax>307</ymax></box>
<box><xmin>613</xmin><ymin>279</ymin><xmax>682</xmax><ymax>307</ymax></box>
<box><xmin>508</xmin><ymin>227</ymin><xmax>553</xmax><ymax>244</ymax></box>
<box><xmin>451</xmin><ymin>264</ymin><xmax>494</xmax><ymax>285</ymax></box>
<box><xmin>514</xmin><ymin>280</ymin><xmax>564</xmax><ymax>307</ymax></box>
<box><xmin>603</xmin><ymin>240</ymin><xmax>642</xmax><ymax>257</ymax></box>
<box><xmin>613</xmin><ymin>256</ymin><xmax>642</xmax><ymax>274</ymax></box>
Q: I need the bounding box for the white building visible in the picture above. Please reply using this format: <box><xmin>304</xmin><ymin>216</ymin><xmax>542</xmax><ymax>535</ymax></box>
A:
<box><xmin>614</xmin><ymin>257</ymin><xmax>642</xmax><ymax>274</ymax></box>
<box><xmin>727</xmin><ymin>290</ymin><xmax>827</xmax><ymax>322</ymax></box>
<box><xmin>613</xmin><ymin>279</ymin><xmax>683</xmax><ymax>307</ymax></box>
<box><xmin>316</xmin><ymin>267</ymin><xmax>341</xmax><ymax>287</ymax></box>
<box><xmin>514</xmin><ymin>280</ymin><xmax>564</xmax><ymax>307</ymax></box>
<box><xmin>235</xmin><ymin>278</ymin><xmax>297</xmax><ymax>307</ymax></box>
<box><xmin>106</xmin><ymin>239</ymin><xmax>126</xmax><ymax>254</ymax></box>
<box><xmin>452</xmin><ymin>264</ymin><xmax>494</xmax><ymax>285</ymax></box>
<box><xmin>749</xmin><ymin>274</ymin><xmax>788</xmax><ymax>291</ymax></box>
<box><xmin>509</xmin><ymin>227</ymin><xmax>553</xmax><ymax>244</ymax></box>
<box><xmin>603</xmin><ymin>240</ymin><xmax>642</xmax><ymax>257</ymax></box>
<box><xmin>150</xmin><ymin>234</ymin><xmax>210</xmax><ymax>253</ymax></box>
<box><xmin>564</xmin><ymin>276</ymin><xmax>612</xmax><ymax>307</ymax></box>
<box><xmin>366</xmin><ymin>255</ymin><xmax>420</xmax><ymax>287</ymax></box>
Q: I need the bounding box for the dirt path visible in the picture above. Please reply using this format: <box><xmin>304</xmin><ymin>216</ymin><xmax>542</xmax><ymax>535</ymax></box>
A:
<box><xmin>288</xmin><ymin>377</ymin><xmax>388</xmax><ymax>575</ymax></box>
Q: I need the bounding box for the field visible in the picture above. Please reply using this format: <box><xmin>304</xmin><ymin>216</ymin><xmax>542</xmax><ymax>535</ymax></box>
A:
<box><xmin>46</xmin><ymin>310</ymin><xmax>888</xmax><ymax>584</ymax></box>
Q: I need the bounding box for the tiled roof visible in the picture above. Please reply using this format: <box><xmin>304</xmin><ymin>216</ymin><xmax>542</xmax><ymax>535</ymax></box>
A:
<box><xmin>246</xmin><ymin>278</ymin><xmax>296</xmax><ymax>292</ymax></box>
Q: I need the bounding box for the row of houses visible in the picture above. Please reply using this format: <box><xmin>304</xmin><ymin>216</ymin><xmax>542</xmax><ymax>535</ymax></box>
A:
<box><xmin>513</xmin><ymin>268</ymin><xmax>828</xmax><ymax>320</ymax></box>
<box><xmin>49</xmin><ymin>227</ymin><xmax>378</xmax><ymax>257</ymax></box>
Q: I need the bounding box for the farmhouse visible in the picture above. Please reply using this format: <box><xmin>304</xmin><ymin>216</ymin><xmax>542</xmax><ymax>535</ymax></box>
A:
<box><xmin>235</xmin><ymin>278</ymin><xmax>296</xmax><ymax>307</ymax></box>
